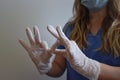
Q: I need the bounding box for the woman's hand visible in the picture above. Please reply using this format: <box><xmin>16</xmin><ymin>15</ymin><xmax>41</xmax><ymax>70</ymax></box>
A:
<box><xmin>19</xmin><ymin>26</ymin><xmax>55</xmax><ymax>74</ymax></box>
<box><xmin>47</xmin><ymin>25</ymin><xmax>100</xmax><ymax>80</ymax></box>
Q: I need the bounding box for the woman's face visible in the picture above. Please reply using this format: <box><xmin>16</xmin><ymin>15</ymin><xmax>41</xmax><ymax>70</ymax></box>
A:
<box><xmin>80</xmin><ymin>0</ymin><xmax>108</xmax><ymax>12</ymax></box>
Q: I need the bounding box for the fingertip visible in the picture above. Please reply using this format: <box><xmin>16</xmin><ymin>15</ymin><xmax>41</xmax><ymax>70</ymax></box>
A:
<box><xmin>47</xmin><ymin>24</ymin><xmax>53</xmax><ymax>27</ymax></box>
<box><xmin>56</xmin><ymin>25</ymin><xmax>62</xmax><ymax>30</ymax></box>
<box><xmin>18</xmin><ymin>39</ymin><xmax>22</xmax><ymax>43</ymax></box>
<box><xmin>33</xmin><ymin>25</ymin><xmax>36</xmax><ymax>34</ymax></box>
<box><xmin>56</xmin><ymin>26</ymin><xmax>62</xmax><ymax>34</ymax></box>
<box><xmin>33</xmin><ymin>25</ymin><xmax>39</xmax><ymax>30</ymax></box>
<box><xmin>56</xmin><ymin>26</ymin><xmax>59</xmax><ymax>30</ymax></box>
<box><xmin>18</xmin><ymin>39</ymin><xmax>24</xmax><ymax>46</ymax></box>
<box><xmin>41</xmin><ymin>40</ymin><xmax>49</xmax><ymax>49</ymax></box>
<box><xmin>18</xmin><ymin>39</ymin><xmax>25</xmax><ymax>46</ymax></box>
<box><xmin>50</xmin><ymin>40</ymin><xmax>59</xmax><ymax>50</ymax></box>
<box><xmin>26</xmin><ymin>27</ymin><xmax>30</xmax><ymax>32</ymax></box>
<box><xmin>47</xmin><ymin>25</ymin><xmax>50</xmax><ymax>31</ymax></box>
<box><xmin>34</xmin><ymin>25</ymin><xmax>38</xmax><ymax>28</ymax></box>
<box><xmin>47</xmin><ymin>25</ymin><xmax>53</xmax><ymax>31</ymax></box>
<box><xmin>47</xmin><ymin>24</ymin><xmax>52</xmax><ymax>28</ymax></box>
<box><xmin>47</xmin><ymin>48</ymin><xmax>53</xmax><ymax>54</ymax></box>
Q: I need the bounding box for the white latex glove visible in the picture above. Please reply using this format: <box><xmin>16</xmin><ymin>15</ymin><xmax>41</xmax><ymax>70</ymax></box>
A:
<box><xmin>19</xmin><ymin>26</ymin><xmax>55</xmax><ymax>74</ymax></box>
<box><xmin>47</xmin><ymin>25</ymin><xmax>100</xmax><ymax>80</ymax></box>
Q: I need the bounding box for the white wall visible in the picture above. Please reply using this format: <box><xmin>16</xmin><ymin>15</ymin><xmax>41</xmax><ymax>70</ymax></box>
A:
<box><xmin>0</xmin><ymin>0</ymin><xmax>73</xmax><ymax>80</ymax></box>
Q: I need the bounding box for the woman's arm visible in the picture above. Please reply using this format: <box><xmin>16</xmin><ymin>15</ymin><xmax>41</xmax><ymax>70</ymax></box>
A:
<box><xmin>47</xmin><ymin>54</ymin><xmax>66</xmax><ymax>77</ymax></box>
<box><xmin>19</xmin><ymin>26</ymin><xmax>66</xmax><ymax>77</ymax></box>
<box><xmin>99</xmin><ymin>63</ymin><xmax>120</xmax><ymax>80</ymax></box>
<box><xmin>47</xmin><ymin>25</ymin><xmax>120</xmax><ymax>80</ymax></box>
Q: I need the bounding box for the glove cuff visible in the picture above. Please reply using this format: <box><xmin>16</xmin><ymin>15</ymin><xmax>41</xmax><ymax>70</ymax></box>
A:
<box><xmin>72</xmin><ymin>57</ymin><xmax>100</xmax><ymax>80</ymax></box>
<box><xmin>86</xmin><ymin>59</ymin><xmax>100</xmax><ymax>80</ymax></box>
<box><xmin>38</xmin><ymin>61</ymin><xmax>53</xmax><ymax>74</ymax></box>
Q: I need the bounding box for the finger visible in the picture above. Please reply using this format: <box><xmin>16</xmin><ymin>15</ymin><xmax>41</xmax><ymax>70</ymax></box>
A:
<box><xmin>41</xmin><ymin>41</ymin><xmax>48</xmax><ymax>50</ymax></box>
<box><xmin>56</xmin><ymin>26</ymin><xmax>70</xmax><ymax>47</ymax></box>
<box><xmin>19</xmin><ymin>39</ymin><xmax>38</xmax><ymax>65</ymax></box>
<box><xmin>49</xmin><ymin>40</ymin><xmax>67</xmax><ymax>58</ymax></box>
<box><xmin>53</xmin><ymin>49</ymin><xmax>66</xmax><ymax>58</ymax></box>
<box><xmin>47</xmin><ymin>25</ymin><xmax>60</xmax><ymax>40</ymax></box>
<box><xmin>50</xmin><ymin>40</ymin><xmax>67</xmax><ymax>58</ymax></box>
<box><xmin>33</xmin><ymin>25</ymin><xmax>41</xmax><ymax>44</ymax></box>
<box><xmin>50</xmin><ymin>40</ymin><xmax>60</xmax><ymax>51</ymax></box>
<box><xmin>19</xmin><ymin>39</ymin><xmax>30</xmax><ymax>52</ymax></box>
<box><xmin>26</xmin><ymin>27</ymin><xmax>35</xmax><ymax>45</ymax></box>
<box><xmin>41</xmin><ymin>41</ymin><xmax>52</xmax><ymax>63</ymax></box>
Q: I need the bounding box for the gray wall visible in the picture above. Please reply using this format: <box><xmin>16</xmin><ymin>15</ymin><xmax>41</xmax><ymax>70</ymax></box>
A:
<box><xmin>0</xmin><ymin>0</ymin><xmax>73</xmax><ymax>80</ymax></box>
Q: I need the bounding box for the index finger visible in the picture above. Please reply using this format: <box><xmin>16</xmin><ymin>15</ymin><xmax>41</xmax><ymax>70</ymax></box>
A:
<box><xmin>50</xmin><ymin>40</ymin><xmax>60</xmax><ymax>51</ymax></box>
<box><xmin>56</xmin><ymin>26</ymin><xmax>71</xmax><ymax>46</ymax></box>
<box><xmin>47</xmin><ymin>25</ymin><xmax>60</xmax><ymax>40</ymax></box>
<box><xmin>47</xmin><ymin>25</ymin><xmax>70</xmax><ymax>48</ymax></box>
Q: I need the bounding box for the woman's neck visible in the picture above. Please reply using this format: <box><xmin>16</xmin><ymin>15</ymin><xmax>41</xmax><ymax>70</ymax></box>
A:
<box><xmin>88</xmin><ymin>8</ymin><xmax>107</xmax><ymax>36</ymax></box>
<box><xmin>89</xmin><ymin>8</ymin><xmax>107</xmax><ymax>25</ymax></box>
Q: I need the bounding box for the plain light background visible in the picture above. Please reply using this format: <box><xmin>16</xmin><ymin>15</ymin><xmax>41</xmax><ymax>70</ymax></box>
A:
<box><xmin>0</xmin><ymin>0</ymin><xmax>74</xmax><ymax>80</ymax></box>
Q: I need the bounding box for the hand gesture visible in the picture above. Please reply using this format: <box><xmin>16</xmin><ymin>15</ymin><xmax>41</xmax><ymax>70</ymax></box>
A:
<box><xmin>19</xmin><ymin>26</ymin><xmax>55</xmax><ymax>74</ymax></box>
<box><xmin>47</xmin><ymin>26</ymin><xmax>100</xmax><ymax>80</ymax></box>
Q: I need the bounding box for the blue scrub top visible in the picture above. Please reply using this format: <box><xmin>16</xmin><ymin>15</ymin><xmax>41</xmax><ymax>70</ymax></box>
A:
<box><xmin>58</xmin><ymin>24</ymin><xmax>120</xmax><ymax>80</ymax></box>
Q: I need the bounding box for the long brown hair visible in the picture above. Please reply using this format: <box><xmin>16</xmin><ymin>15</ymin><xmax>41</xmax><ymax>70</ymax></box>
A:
<box><xmin>68</xmin><ymin>0</ymin><xmax>120</xmax><ymax>57</ymax></box>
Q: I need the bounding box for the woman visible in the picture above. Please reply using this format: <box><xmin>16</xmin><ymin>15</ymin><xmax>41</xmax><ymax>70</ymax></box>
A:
<box><xmin>19</xmin><ymin>0</ymin><xmax>120</xmax><ymax>80</ymax></box>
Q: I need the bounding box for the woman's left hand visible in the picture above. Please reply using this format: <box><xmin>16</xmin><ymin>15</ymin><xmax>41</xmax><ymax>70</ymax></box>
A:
<box><xmin>47</xmin><ymin>25</ymin><xmax>100</xmax><ymax>80</ymax></box>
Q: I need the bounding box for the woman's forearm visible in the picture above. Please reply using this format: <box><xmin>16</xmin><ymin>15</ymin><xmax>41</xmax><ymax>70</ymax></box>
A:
<box><xmin>98</xmin><ymin>63</ymin><xmax>120</xmax><ymax>80</ymax></box>
<box><xmin>46</xmin><ymin>61</ymin><xmax>66</xmax><ymax>77</ymax></box>
<box><xmin>46</xmin><ymin>55</ymin><xmax>66</xmax><ymax>77</ymax></box>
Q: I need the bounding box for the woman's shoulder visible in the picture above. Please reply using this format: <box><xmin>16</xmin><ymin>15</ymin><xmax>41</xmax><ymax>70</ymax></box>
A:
<box><xmin>63</xmin><ymin>21</ymin><xmax>74</xmax><ymax>37</ymax></box>
<box><xmin>63</xmin><ymin>18</ymin><xmax>74</xmax><ymax>32</ymax></box>
<box><xmin>63</xmin><ymin>21</ymin><xmax>74</xmax><ymax>31</ymax></box>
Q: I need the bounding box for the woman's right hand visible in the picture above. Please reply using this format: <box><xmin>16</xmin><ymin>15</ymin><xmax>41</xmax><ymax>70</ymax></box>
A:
<box><xmin>19</xmin><ymin>26</ymin><xmax>55</xmax><ymax>74</ymax></box>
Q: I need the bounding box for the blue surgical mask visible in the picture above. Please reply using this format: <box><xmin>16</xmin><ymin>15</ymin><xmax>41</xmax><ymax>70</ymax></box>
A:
<box><xmin>81</xmin><ymin>0</ymin><xmax>108</xmax><ymax>12</ymax></box>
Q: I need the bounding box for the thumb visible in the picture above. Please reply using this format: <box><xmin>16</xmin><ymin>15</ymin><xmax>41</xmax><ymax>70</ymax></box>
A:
<box><xmin>53</xmin><ymin>49</ymin><xmax>67</xmax><ymax>58</ymax></box>
<box><xmin>41</xmin><ymin>41</ymin><xmax>52</xmax><ymax>63</ymax></box>
<box><xmin>49</xmin><ymin>40</ymin><xmax>67</xmax><ymax>58</ymax></box>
